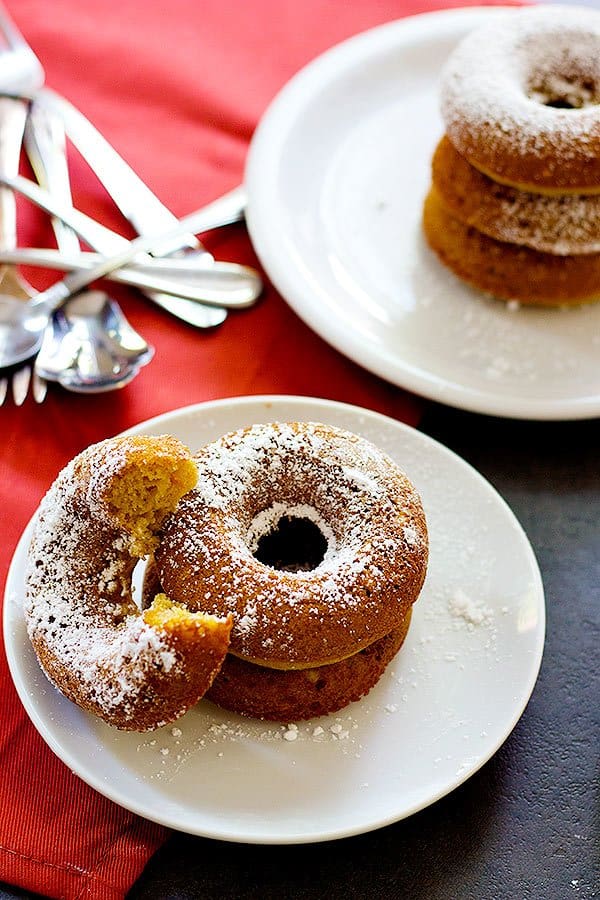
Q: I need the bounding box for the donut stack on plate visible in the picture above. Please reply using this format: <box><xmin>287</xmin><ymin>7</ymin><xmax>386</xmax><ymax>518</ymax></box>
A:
<box><xmin>156</xmin><ymin>422</ymin><xmax>429</xmax><ymax>722</ymax></box>
<box><xmin>422</xmin><ymin>5</ymin><xmax>600</xmax><ymax>307</ymax></box>
<box><xmin>25</xmin><ymin>424</ymin><xmax>429</xmax><ymax>729</ymax></box>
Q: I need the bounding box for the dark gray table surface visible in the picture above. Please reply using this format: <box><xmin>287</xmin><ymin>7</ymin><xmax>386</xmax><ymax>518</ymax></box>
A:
<box><xmin>2</xmin><ymin>403</ymin><xmax>598</xmax><ymax>900</ymax></box>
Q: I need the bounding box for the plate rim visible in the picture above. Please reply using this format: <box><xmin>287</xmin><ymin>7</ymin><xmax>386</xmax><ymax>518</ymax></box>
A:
<box><xmin>3</xmin><ymin>394</ymin><xmax>546</xmax><ymax>843</ymax></box>
<box><xmin>244</xmin><ymin>6</ymin><xmax>600</xmax><ymax>422</ymax></box>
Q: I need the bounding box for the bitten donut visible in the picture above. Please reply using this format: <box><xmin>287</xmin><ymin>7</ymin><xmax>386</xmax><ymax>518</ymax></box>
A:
<box><xmin>431</xmin><ymin>136</ymin><xmax>600</xmax><ymax>255</ymax></box>
<box><xmin>441</xmin><ymin>6</ymin><xmax>600</xmax><ymax>193</ymax></box>
<box><xmin>423</xmin><ymin>187</ymin><xmax>600</xmax><ymax>306</ymax></box>
<box><xmin>156</xmin><ymin>422</ymin><xmax>428</xmax><ymax>670</ymax></box>
<box><xmin>25</xmin><ymin>435</ymin><xmax>232</xmax><ymax>731</ymax></box>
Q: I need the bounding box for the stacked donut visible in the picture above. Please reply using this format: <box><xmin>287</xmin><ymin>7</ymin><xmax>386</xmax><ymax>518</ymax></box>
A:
<box><xmin>156</xmin><ymin>422</ymin><xmax>428</xmax><ymax>722</ymax></box>
<box><xmin>423</xmin><ymin>5</ymin><xmax>600</xmax><ymax>306</ymax></box>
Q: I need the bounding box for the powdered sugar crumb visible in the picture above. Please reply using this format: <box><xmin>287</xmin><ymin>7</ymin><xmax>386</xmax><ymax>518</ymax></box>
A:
<box><xmin>448</xmin><ymin>589</ymin><xmax>493</xmax><ymax>627</ymax></box>
<box><xmin>136</xmin><ymin>708</ymin><xmax>375</xmax><ymax>779</ymax></box>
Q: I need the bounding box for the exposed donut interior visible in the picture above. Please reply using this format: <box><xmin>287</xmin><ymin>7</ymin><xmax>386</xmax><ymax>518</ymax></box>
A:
<box><xmin>25</xmin><ymin>436</ymin><xmax>233</xmax><ymax>731</ymax></box>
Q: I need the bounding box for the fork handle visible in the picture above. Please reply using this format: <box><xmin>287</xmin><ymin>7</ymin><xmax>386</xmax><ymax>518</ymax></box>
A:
<box><xmin>0</xmin><ymin>96</ymin><xmax>27</xmax><ymax>252</ymax></box>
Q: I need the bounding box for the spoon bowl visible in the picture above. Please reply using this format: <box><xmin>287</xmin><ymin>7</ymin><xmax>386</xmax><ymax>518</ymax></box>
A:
<box><xmin>34</xmin><ymin>290</ymin><xmax>153</xmax><ymax>391</ymax></box>
<box><xmin>0</xmin><ymin>293</ymin><xmax>46</xmax><ymax>367</ymax></box>
<box><xmin>56</xmin><ymin>360</ymin><xmax>145</xmax><ymax>393</ymax></box>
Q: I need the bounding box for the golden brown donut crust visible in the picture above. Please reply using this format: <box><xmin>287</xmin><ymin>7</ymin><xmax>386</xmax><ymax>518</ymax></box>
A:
<box><xmin>25</xmin><ymin>435</ymin><xmax>232</xmax><ymax>731</ymax></box>
<box><xmin>441</xmin><ymin>6</ymin><xmax>600</xmax><ymax>193</ymax></box>
<box><xmin>423</xmin><ymin>187</ymin><xmax>600</xmax><ymax>307</ymax></box>
<box><xmin>431</xmin><ymin>136</ymin><xmax>600</xmax><ymax>256</ymax></box>
<box><xmin>157</xmin><ymin>422</ymin><xmax>428</xmax><ymax>668</ymax></box>
<box><xmin>206</xmin><ymin>612</ymin><xmax>413</xmax><ymax>721</ymax></box>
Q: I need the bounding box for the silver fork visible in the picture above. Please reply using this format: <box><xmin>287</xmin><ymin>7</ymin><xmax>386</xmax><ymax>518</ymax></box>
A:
<box><xmin>0</xmin><ymin>96</ymin><xmax>46</xmax><ymax>404</ymax></box>
<box><xmin>0</xmin><ymin>4</ymin><xmax>45</xmax><ymax>404</ymax></box>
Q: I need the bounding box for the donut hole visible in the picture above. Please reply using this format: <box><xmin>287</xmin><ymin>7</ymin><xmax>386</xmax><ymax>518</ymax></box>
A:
<box><xmin>253</xmin><ymin>515</ymin><xmax>328</xmax><ymax>573</ymax></box>
<box><xmin>247</xmin><ymin>502</ymin><xmax>335</xmax><ymax>573</ymax></box>
<box><xmin>529</xmin><ymin>73</ymin><xmax>600</xmax><ymax>109</ymax></box>
<box><xmin>526</xmin><ymin>40</ymin><xmax>600</xmax><ymax>108</ymax></box>
<box><xmin>131</xmin><ymin>556</ymin><xmax>152</xmax><ymax>609</ymax></box>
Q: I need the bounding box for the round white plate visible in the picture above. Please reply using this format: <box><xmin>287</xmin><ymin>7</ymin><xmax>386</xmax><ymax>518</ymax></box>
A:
<box><xmin>4</xmin><ymin>396</ymin><xmax>545</xmax><ymax>843</ymax></box>
<box><xmin>245</xmin><ymin>7</ymin><xmax>600</xmax><ymax>420</ymax></box>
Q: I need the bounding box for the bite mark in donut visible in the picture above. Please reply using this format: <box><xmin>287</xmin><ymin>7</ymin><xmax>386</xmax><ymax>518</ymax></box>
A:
<box><xmin>25</xmin><ymin>435</ymin><xmax>232</xmax><ymax>731</ymax></box>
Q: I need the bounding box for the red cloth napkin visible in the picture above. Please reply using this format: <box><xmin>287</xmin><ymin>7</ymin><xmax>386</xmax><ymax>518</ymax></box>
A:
<box><xmin>0</xmin><ymin>1</ymin><xmax>514</xmax><ymax>897</ymax></box>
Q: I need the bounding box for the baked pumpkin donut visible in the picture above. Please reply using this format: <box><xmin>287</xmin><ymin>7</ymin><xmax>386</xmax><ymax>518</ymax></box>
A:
<box><xmin>205</xmin><ymin>610</ymin><xmax>413</xmax><ymax>721</ymax></box>
<box><xmin>423</xmin><ymin>187</ymin><xmax>600</xmax><ymax>306</ymax></box>
<box><xmin>156</xmin><ymin>422</ymin><xmax>428</xmax><ymax>670</ymax></box>
<box><xmin>142</xmin><ymin>561</ymin><xmax>414</xmax><ymax>721</ymax></box>
<box><xmin>431</xmin><ymin>135</ymin><xmax>600</xmax><ymax>256</ymax></box>
<box><xmin>25</xmin><ymin>435</ymin><xmax>232</xmax><ymax>731</ymax></box>
<box><xmin>441</xmin><ymin>5</ymin><xmax>600</xmax><ymax>194</ymax></box>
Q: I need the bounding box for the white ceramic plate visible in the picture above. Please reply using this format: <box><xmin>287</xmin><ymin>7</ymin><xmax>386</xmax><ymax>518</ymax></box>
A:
<box><xmin>244</xmin><ymin>7</ymin><xmax>600</xmax><ymax>420</ymax></box>
<box><xmin>4</xmin><ymin>396</ymin><xmax>544</xmax><ymax>843</ymax></box>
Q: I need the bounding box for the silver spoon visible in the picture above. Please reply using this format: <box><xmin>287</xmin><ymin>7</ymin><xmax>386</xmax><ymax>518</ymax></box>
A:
<box><xmin>35</xmin><ymin>290</ymin><xmax>153</xmax><ymax>391</ymax></box>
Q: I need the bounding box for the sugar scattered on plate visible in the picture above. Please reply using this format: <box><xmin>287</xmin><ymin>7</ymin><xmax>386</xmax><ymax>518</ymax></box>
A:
<box><xmin>448</xmin><ymin>588</ymin><xmax>493</xmax><ymax>627</ymax></box>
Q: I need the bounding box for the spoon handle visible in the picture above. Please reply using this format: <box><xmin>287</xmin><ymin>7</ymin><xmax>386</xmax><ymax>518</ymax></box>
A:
<box><xmin>0</xmin><ymin>170</ymin><xmax>259</xmax><ymax>313</ymax></box>
<box><xmin>24</xmin><ymin>100</ymin><xmax>82</xmax><ymax>256</ymax></box>
<box><xmin>0</xmin><ymin>247</ymin><xmax>259</xmax><ymax>307</ymax></box>
<box><xmin>22</xmin><ymin>107</ymin><xmax>254</xmax><ymax>313</ymax></box>
<box><xmin>32</xmin><ymin>187</ymin><xmax>251</xmax><ymax>312</ymax></box>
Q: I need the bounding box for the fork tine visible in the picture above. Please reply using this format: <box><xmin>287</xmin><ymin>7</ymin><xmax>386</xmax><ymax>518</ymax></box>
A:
<box><xmin>32</xmin><ymin>368</ymin><xmax>47</xmax><ymax>403</ymax></box>
<box><xmin>0</xmin><ymin>366</ymin><xmax>47</xmax><ymax>406</ymax></box>
<box><xmin>11</xmin><ymin>365</ymin><xmax>31</xmax><ymax>406</ymax></box>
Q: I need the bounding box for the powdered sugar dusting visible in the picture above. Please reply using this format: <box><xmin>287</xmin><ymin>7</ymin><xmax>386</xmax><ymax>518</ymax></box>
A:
<box><xmin>413</xmin><ymin>236</ymin><xmax>591</xmax><ymax>385</ymax></box>
<box><xmin>135</xmin><ymin>709</ymin><xmax>366</xmax><ymax>781</ymax></box>
<box><xmin>484</xmin><ymin>187</ymin><xmax>600</xmax><ymax>255</ymax></box>
<box><xmin>501</xmin><ymin>194</ymin><xmax>600</xmax><ymax>256</ymax></box>
<box><xmin>158</xmin><ymin>422</ymin><xmax>428</xmax><ymax>664</ymax></box>
<box><xmin>441</xmin><ymin>6</ymin><xmax>600</xmax><ymax>173</ymax></box>
<box><xmin>24</xmin><ymin>442</ymin><xmax>184</xmax><ymax>725</ymax></box>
